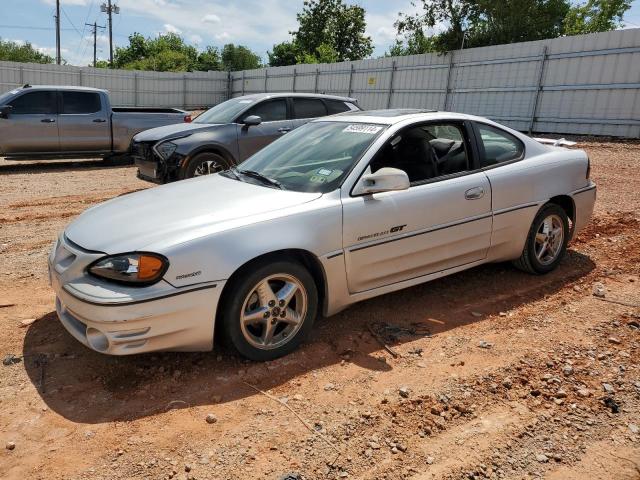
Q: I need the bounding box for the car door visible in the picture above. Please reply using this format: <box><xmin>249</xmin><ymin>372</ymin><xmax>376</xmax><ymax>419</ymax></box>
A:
<box><xmin>1</xmin><ymin>90</ymin><xmax>59</xmax><ymax>154</ymax></box>
<box><xmin>290</xmin><ymin>97</ymin><xmax>328</xmax><ymax>130</ymax></box>
<box><xmin>341</xmin><ymin>121</ymin><xmax>492</xmax><ymax>293</ymax></box>
<box><xmin>236</xmin><ymin>98</ymin><xmax>291</xmax><ymax>161</ymax></box>
<box><xmin>57</xmin><ymin>90</ymin><xmax>110</xmax><ymax>152</ymax></box>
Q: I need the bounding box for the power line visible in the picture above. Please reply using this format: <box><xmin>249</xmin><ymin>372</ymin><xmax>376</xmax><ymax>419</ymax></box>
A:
<box><xmin>85</xmin><ymin>22</ymin><xmax>106</xmax><ymax>67</ymax></box>
<box><xmin>0</xmin><ymin>24</ymin><xmax>78</xmax><ymax>31</ymax></box>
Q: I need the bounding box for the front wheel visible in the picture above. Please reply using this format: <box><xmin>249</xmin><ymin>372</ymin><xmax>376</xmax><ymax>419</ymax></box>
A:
<box><xmin>220</xmin><ymin>261</ymin><xmax>318</xmax><ymax>361</ymax></box>
<box><xmin>182</xmin><ymin>152</ymin><xmax>230</xmax><ymax>180</ymax></box>
<box><xmin>513</xmin><ymin>203</ymin><xmax>569</xmax><ymax>274</ymax></box>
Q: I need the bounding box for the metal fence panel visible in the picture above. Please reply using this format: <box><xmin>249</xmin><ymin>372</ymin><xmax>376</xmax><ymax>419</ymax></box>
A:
<box><xmin>0</xmin><ymin>61</ymin><xmax>228</xmax><ymax>109</ymax></box>
<box><xmin>1</xmin><ymin>28</ymin><xmax>639</xmax><ymax>136</ymax></box>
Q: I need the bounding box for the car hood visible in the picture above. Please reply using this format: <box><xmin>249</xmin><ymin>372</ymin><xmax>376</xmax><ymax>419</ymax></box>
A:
<box><xmin>65</xmin><ymin>174</ymin><xmax>321</xmax><ymax>254</ymax></box>
<box><xmin>133</xmin><ymin>122</ymin><xmax>224</xmax><ymax>142</ymax></box>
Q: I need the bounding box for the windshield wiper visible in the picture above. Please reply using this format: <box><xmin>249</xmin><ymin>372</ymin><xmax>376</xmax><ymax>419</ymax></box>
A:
<box><xmin>235</xmin><ymin>168</ymin><xmax>285</xmax><ymax>190</ymax></box>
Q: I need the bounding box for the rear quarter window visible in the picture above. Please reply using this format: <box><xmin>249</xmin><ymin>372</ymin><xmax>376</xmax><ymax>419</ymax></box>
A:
<box><xmin>476</xmin><ymin>123</ymin><xmax>524</xmax><ymax>167</ymax></box>
<box><xmin>326</xmin><ymin>100</ymin><xmax>351</xmax><ymax>115</ymax></box>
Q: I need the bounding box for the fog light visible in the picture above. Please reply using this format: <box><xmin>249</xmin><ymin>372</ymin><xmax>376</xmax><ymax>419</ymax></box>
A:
<box><xmin>86</xmin><ymin>327</ymin><xmax>109</xmax><ymax>352</ymax></box>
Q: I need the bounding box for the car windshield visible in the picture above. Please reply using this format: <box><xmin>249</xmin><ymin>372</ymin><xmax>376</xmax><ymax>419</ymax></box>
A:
<box><xmin>231</xmin><ymin>121</ymin><xmax>386</xmax><ymax>193</ymax></box>
<box><xmin>193</xmin><ymin>97</ymin><xmax>256</xmax><ymax>124</ymax></box>
<box><xmin>0</xmin><ymin>89</ymin><xmax>19</xmax><ymax>105</ymax></box>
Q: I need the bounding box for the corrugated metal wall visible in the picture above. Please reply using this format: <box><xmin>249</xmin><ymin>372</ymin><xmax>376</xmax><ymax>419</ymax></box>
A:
<box><xmin>231</xmin><ymin>28</ymin><xmax>640</xmax><ymax>137</ymax></box>
<box><xmin>0</xmin><ymin>61</ymin><xmax>229</xmax><ymax>109</ymax></box>
<box><xmin>0</xmin><ymin>29</ymin><xmax>638</xmax><ymax>136</ymax></box>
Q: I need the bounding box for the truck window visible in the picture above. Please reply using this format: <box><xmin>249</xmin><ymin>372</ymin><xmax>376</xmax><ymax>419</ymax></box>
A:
<box><xmin>292</xmin><ymin>98</ymin><xmax>327</xmax><ymax>119</ymax></box>
<box><xmin>61</xmin><ymin>91</ymin><xmax>102</xmax><ymax>114</ymax></box>
<box><xmin>9</xmin><ymin>91</ymin><xmax>57</xmax><ymax>115</ymax></box>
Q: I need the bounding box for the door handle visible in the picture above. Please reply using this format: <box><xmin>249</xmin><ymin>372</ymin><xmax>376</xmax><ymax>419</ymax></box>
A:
<box><xmin>465</xmin><ymin>187</ymin><xmax>485</xmax><ymax>200</ymax></box>
<box><xmin>277</xmin><ymin>127</ymin><xmax>291</xmax><ymax>133</ymax></box>
<box><xmin>93</xmin><ymin>118</ymin><xmax>107</xmax><ymax>123</ymax></box>
<box><xmin>41</xmin><ymin>118</ymin><xmax>56</xmax><ymax>123</ymax></box>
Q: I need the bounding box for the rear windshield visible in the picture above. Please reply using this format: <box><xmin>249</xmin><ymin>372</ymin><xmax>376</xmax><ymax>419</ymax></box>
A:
<box><xmin>193</xmin><ymin>97</ymin><xmax>256</xmax><ymax>124</ymax></box>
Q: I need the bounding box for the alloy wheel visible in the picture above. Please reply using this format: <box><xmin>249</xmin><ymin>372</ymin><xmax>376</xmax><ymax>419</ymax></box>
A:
<box><xmin>239</xmin><ymin>274</ymin><xmax>308</xmax><ymax>350</ymax></box>
<box><xmin>534</xmin><ymin>213</ymin><xmax>564</xmax><ymax>265</ymax></box>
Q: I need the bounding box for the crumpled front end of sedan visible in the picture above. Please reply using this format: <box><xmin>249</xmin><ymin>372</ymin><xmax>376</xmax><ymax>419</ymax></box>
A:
<box><xmin>48</xmin><ymin>233</ymin><xmax>224</xmax><ymax>355</ymax></box>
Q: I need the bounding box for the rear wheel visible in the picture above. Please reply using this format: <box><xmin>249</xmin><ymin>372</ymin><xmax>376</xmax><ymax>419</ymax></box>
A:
<box><xmin>513</xmin><ymin>203</ymin><xmax>569</xmax><ymax>274</ymax></box>
<box><xmin>221</xmin><ymin>261</ymin><xmax>318</xmax><ymax>361</ymax></box>
<box><xmin>182</xmin><ymin>152</ymin><xmax>230</xmax><ymax>179</ymax></box>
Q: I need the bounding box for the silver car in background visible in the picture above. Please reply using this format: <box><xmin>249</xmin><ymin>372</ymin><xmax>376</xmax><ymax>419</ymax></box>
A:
<box><xmin>49</xmin><ymin>109</ymin><xmax>596</xmax><ymax>361</ymax></box>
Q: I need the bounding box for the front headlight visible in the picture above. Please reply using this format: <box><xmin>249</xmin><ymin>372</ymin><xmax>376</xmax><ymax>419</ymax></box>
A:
<box><xmin>155</xmin><ymin>141</ymin><xmax>177</xmax><ymax>160</ymax></box>
<box><xmin>88</xmin><ymin>252</ymin><xmax>169</xmax><ymax>286</ymax></box>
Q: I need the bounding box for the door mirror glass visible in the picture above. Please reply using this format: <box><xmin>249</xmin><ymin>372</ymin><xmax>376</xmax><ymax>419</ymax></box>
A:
<box><xmin>242</xmin><ymin>115</ymin><xmax>262</xmax><ymax>127</ymax></box>
<box><xmin>355</xmin><ymin>167</ymin><xmax>410</xmax><ymax>195</ymax></box>
<box><xmin>0</xmin><ymin>105</ymin><xmax>12</xmax><ymax>119</ymax></box>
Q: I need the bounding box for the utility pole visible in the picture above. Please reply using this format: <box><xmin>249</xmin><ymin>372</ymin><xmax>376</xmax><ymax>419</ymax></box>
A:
<box><xmin>85</xmin><ymin>22</ymin><xmax>106</xmax><ymax>67</ymax></box>
<box><xmin>55</xmin><ymin>0</ymin><xmax>61</xmax><ymax>64</ymax></box>
<box><xmin>101</xmin><ymin>1</ymin><xmax>120</xmax><ymax>67</ymax></box>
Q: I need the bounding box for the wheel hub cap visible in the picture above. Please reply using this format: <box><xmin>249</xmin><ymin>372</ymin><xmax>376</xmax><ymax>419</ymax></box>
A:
<box><xmin>534</xmin><ymin>214</ymin><xmax>564</xmax><ymax>266</ymax></box>
<box><xmin>240</xmin><ymin>274</ymin><xmax>307</xmax><ymax>350</ymax></box>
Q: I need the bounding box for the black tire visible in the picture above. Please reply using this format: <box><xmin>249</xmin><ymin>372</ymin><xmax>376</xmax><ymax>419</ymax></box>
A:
<box><xmin>220</xmin><ymin>260</ymin><xmax>318</xmax><ymax>361</ymax></box>
<box><xmin>181</xmin><ymin>152</ymin><xmax>231</xmax><ymax>180</ymax></box>
<box><xmin>513</xmin><ymin>203</ymin><xmax>569</xmax><ymax>274</ymax></box>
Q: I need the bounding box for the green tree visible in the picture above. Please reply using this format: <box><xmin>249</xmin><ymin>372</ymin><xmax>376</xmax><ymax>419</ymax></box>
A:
<box><xmin>392</xmin><ymin>0</ymin><xmax>632</xmax><ymax>55</ymax></box>
<box><xmin>563</xmin><ymin>0</ymin><xmax>631</xmax><ymax>35</ymax></box>
<box><xmin>0</xmin><ymin>38</ymin><xmax>54</xmax><ymax>63</ymax></box>
<box><xmin>268</xmin><ymin>41</ymin><xmax>299</xmax><ymax>67</ymax></box>
<box><xmin>221</xmin><ymin>44</ymin><xmax>263</xmax><ymax>71</ymax></box>
<box><xmin>196</xmin><ymin>46</ymin><xmax>222</xmax><ymax>71</ymax></box>
<box><xmin>280</xmin><ymin>0</ymin><xmax>373</xmax><ymax>64</ymax></box>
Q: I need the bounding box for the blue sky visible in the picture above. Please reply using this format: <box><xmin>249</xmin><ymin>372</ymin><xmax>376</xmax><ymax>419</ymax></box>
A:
<box><xmin>1</xmin><ymin>0</ymin><xmax>639</xmax><ymax>66</ymax></box>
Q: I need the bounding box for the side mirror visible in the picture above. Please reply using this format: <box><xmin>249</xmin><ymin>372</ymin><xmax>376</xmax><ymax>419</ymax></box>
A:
<box><xmin>0</xmin><ymin>105</ymin><xmax>12</xmax><ymax>119</ymax></box>
<box><xmin>355</xmin><ymin>167</ymin><xmax>410</xmax><ymax>195</ymax></box>
<box><xmin>242</xmin><ymin>115</ymin><xmax>262</xmax><ymax>128</ymax></box>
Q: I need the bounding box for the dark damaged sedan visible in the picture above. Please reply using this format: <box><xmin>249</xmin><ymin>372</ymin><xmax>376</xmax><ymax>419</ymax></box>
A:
<box><xmin>131</xmin><ymin>93</ymin><xmax>360</xmax><ymax>183</ymax></box>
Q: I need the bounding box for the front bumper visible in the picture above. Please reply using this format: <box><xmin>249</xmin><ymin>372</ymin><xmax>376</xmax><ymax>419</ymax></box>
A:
<box><xmin>131</xmin><ymin>140</ymin><xmax>183</xmax><ymax>184</ymax></box>
<box><xmin>49</xmin><ymin>234</ymin><xmax>224</xmax><ymax>355</ymax></box>
<box><xmin>53</xmin><ymin>283</ymin><xmax>221</xmax><ymax>355</ymax></box>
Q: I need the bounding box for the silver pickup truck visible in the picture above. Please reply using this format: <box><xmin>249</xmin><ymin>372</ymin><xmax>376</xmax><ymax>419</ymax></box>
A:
<box><xmin>0</xmin><ymin>85</ymin><xmax>189</xmax><ymax>161</ymax></box>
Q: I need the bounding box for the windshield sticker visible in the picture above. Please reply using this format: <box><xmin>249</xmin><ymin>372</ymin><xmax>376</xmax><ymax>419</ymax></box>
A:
<box><xmin>310</xmin><ymin>175</ymin><xmax>327</xmax><ymax>183</ymax></box>
<box><xmin>343</xmin><ymin>124</ymin><xmax>383</xmax><ymax>134</ymax></box>
<box><xmin>317</xmin><ymin>168</ymin><xmax>333</xmax><ymax>176</ymax></box>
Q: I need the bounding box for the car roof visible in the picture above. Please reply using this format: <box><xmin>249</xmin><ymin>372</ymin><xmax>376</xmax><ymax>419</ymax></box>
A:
<box><xmin>12</xmin><ymin>85</ymin><xmax>108</xmax><ymax>94</ymax></box>
<box><xmin>312</xmin><ymin>109</ymin><xmax>486</xmax><ymax>125</ymax></box>
<box><xmin>235</xmin><ymin>92</ymin><xmax>358</xmax><ymax>103</ymax></box>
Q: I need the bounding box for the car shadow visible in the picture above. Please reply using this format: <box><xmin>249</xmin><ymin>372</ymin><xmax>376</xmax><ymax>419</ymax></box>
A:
<box><xmin>0</xmin><ymin>157</ymin><xmax>133</xmax><ymax>174</ymax></box>
<box><xmin>23</xmin><ymin>250</ymin><xmax>595</xmax><ymax>424</ymax></box>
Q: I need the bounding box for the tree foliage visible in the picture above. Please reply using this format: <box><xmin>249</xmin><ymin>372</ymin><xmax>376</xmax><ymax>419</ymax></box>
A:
<box><xmin>392</xmin><ymin>0</ymin><xmax>632</xmax><ymax>55</ymax></box>
<box><xmin>564</xmin><ymin>0</ymin><xmax>631</xmax><ymax>35</ymax></box>
<box><xmin>0</xmin><ymin>38</ymin><xmax>54</xmax><ymax>64</ymax></box>
<box><xmin>108</xmin><ymin>33</ymin><xmax>260</xmax><ymax>71</ymax></box>
<box><xmin>220</xmin><ymin>44</ymin><xmax>263</xmax><ymax>71</ymax></box>
<box><xmin>268</xmin><ymin>0</ymin><xmax>373</xmax><ymax>66</ymax></box>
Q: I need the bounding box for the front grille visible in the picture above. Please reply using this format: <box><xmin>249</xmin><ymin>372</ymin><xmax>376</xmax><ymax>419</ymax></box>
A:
<box><xmin>131</xmin><ymin>141</ymin><xmax>155</xmax><ymax>161</ymax></box>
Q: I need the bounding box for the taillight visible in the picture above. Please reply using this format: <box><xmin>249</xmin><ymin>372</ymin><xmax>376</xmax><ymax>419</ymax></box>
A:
<box><xmin>184</xmin><ymin>114</ymin><xmax>192</xmax><ymax>123</ymax></box>
<box><xmin>586</xmin><ymin>156</ymin><xmax>591</xmax><ymax>179</ymax></box>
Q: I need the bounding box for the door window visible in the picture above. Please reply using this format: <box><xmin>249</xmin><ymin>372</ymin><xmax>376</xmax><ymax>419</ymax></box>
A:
<box><xmin>326</xmin><ymin>100</ymin><xmax>351</xmax><ymax>115</ymax></box>
<box><xmin>9</xmin><ymin>91</ymin><xmax>57</xmax><ymax>114</ymax></box>
<box><xmin>61</xmin><ymin>91</ymin><xmax>102</xmax><ymax>114</ymax></box>
<box><xmin>476</xmin><ymin>124</ymin><xmax>524</xmax><ymax>167</ymax></box>
<box><xmin>370</xmin><ymin>123</ymin><xmax>470</xmax><ymax>184</ymax></box>
<box><xmin>241</xmin><ymin>99</ymin><xmax>287</xmax><ymax>122</ymax></box>
<box><xmin>292</xmin><ymin>98</ymin><xmax>327</xmax><ymax>119</ymax></box>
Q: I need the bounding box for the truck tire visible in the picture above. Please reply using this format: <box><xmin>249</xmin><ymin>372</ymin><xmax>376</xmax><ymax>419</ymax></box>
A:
<box><xmin>182</xmin><ymin>152</ymin><xmax>231</xmax><ymax>179</ymax></box>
